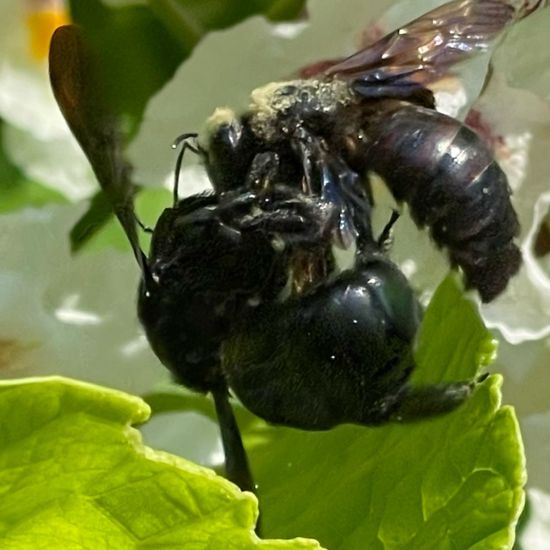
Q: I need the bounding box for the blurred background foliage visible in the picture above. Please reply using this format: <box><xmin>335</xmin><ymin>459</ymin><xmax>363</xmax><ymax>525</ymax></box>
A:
<box><xmin>68</xmin><ymin>0</ymin><xmax>307</xmax><ymax>135</ymax></box>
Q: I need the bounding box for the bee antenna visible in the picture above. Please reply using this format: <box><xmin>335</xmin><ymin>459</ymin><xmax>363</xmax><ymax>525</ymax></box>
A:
<box><xmin>171</xmin><ymin>132</ymin><xmax>200</xmax><ymax>207</ymax></box>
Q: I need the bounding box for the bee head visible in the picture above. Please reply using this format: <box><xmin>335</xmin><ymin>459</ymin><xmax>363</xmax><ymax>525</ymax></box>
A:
<box><xmin>200</xmin><ymin>107</ymin><xmax>257</xmax><ymax>193</ymax></box>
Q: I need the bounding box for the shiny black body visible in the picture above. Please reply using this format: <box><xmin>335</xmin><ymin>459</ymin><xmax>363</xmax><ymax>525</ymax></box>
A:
<box><xmin>139</xmin><ymin>186</ymin><xmax>473</xmax><ymax>435</ymax></box>
<box><xmin>137</xmin><ymin>193</ymin><xmax>287</xmax><ymax>392</ymax></box>
<box><xmin>201</xmin><ymin>80</ymin><xmax>520</xmax><ymax>302</ymax></box>
<box><xmin>49</xmin><ymin>0</ymin><xmax>530</xmax><ymax>504</ymax></box>
<box><xmin>223</xmin><ymin>255</ymin><xmax>471</xmax><ymax>430</ymax></box>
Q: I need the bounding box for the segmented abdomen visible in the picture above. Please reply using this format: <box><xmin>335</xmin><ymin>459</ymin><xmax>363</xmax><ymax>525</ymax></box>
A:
<box><xmin>365</xmin><ymin>104</ymin><xmax>521</xmax><ymax>302</ymax></box>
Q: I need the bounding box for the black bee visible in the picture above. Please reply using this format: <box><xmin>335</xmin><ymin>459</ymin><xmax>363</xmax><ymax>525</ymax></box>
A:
<box><xmin>135</xmin><ymin>181</ymin><xmax>476</xmax><ymax>494</ymax></box>
<box><xmin>197</xmin><ymin>0</ymin><xmax>535</xmax><ymax>302</ymax></box>
<box><xmin>48</xmin><ymin>0</ymin><xmax>530</xmax><ymax>502</ymax></box>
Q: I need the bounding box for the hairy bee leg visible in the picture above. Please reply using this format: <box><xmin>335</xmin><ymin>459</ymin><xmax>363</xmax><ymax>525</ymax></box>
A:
<box><xmin>216</xmin><ymin>191</ymin><xmax>259</xmax><ymax>218</ymax></box>
<box><xmin>216</xmin><ymin>183</ymin><xmax>337</xmax><ymax>247</ymax></box>
<box><xmin>238</xmin><ymin>210</ymin><xmax>307</xmax><ymax>231</ymax></box>
<box><xmin>237</xmin><ymin>199</ymin><xmax>336</xmax><ymax>248</ymax></box>
<box><xmin>216</xmin><ymin>188</ymin><xmax>324</xmax><ymax>244</ymax></box>
<box><xmin>387</xmin><ymin>381</ymin><xmax>475</xmax><ymax>423</ymax></box>
<box><xmin>219</xmin><ymin>184</ymin><xmax>303</xmax><ymax>214</ymax></box>
<box><xmin>238</xmin><ymin>211</ymin><xmax>329</xmax><ymax>248</ymax></box>
<box><xmin>216</xmin><ymin>184</ymin><xmax>317</xmax><ymax>219</ymax></box>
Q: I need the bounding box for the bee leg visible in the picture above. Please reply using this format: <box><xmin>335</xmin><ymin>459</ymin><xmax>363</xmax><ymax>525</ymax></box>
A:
<box><xmin>385</xmin><ymin>380</ymin><xmax>476</xmax><ymax>423</ymax></box>
<box><xmin>211</xmin><ymin>387</ymin><xmax>261</xmax><ymax>534</ymax></box>
<box><xmin>239</xmin><ymin>210</ymin><xmax>331</xmax><ymax>248</ymax></box>
<box><xmin>217</xmin><ymin>181</ymin><xmax>339</xmax><ymax>249</ymax></box>
<box><xmin>217</xmin><ymin>184</ymin><xmax>315</xmax><ymax>221</ymax></box>
<box><xmin>244</xmin><ymin>151</ymin><xmax>280</xmax><ymax>191</ymax></box>
<box><xmin>237</xmin><ymin>196</ymin><xmax>336</xmax><ymax>249</ymax></box>
<box><xmin>216</xmin><ymin>181</ymin><xmax>334</xmax><ymax>247</ymax></box>
<box><xmin>211</xmin><ymin>387</ymin><xmax>255</xmax><ymax>492</ymax></box>
<box><xmin>216</xmin><ymin>190</ymin><xmax>260</xmax><ymax>219</ymax></box>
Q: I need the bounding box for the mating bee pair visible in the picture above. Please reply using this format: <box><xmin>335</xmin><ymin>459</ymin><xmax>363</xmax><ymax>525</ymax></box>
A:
<box><xmin>50</xmin><ymin>0</ymin><xmax>529</xmax><ymax>494</ymax></box>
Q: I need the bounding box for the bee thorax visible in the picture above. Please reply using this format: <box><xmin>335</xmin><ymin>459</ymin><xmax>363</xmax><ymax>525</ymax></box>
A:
<box><xmin>248</xmin><ymin>79</ymin><xmax>353</xmax><ymax>140</ymax></box>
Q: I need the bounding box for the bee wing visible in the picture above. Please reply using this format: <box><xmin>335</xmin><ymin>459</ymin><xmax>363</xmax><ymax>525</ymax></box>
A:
<box><xmin>325</xmin><ymin>0</ymin><xmax>524</xmax><ymax>97</ymax></box>
<box><xmin>49</xmin><ymin>25</ymin><xmax>149</xmax><ymax>279</ymax></box>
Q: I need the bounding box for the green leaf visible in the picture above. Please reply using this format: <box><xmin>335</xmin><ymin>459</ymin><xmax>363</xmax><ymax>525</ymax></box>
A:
<box><xmin>0</xmin><ymin>121</ymin><xmax>67</xmax><ymax>213</ymax></box>
<box><xmin>64</xmin><ymin>0</ymin><xmax>306</xmax><ymax>250</ymax></box>
<box><xmin>69</xmin><ymin>0</ymin><xmax>306</xmax><ymax>133</ymax></box>
<box><xmin>148</xmin><ymin>0</ymin><xmax>306</xmax><ymax>46</ymax></box>
<box><xmin>413</xmin><ymin>273</ymin><xmax>498</xmax><ymax>384</ymax></box>
<box><xmin>0</xmin><ymin>377</ymin><xmax>321</xmax><ymax>549</ymax></box>
<box><xmin>69</xmin><ymin>190</ymin><xmax>117</xmax><ymax>252</ymax></box>
<box><xmin>144</xmin><ymin>388</ymin><xmax>219</xmax><ymax>419</ymax></box>
<box><xmin>73</xmin><ymin>187</ymin><xmax>171</xmax><ymax>254</ymax></box>
<box><xmin>243</xmin><ymin>274</ymin><xmax>525</xmax><ymax>549</ymax></box>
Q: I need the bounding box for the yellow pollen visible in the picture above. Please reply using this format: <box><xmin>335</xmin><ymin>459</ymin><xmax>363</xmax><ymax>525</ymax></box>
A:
<box><xmin>25</xmin><ymin>7</ymin><xmax>70</xmax><ymax>61</ymax></box>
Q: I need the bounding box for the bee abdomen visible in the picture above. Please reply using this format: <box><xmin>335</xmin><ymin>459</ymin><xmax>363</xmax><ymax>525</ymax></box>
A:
<box><xmin>364</xmin><ymin>104</ymin><xmax>520</xmax><ymax>302</ymax></box>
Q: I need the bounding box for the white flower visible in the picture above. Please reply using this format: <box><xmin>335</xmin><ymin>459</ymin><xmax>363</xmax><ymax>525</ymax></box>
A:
<box><xmin>0</xmin><ymin>1</ymin><xmax>161</xmax><ymax>392</ymax></box>
<box><xmin>0</xmin><ymin>0</ymin><xmax>95</xmax><ymax>200</ymax></box>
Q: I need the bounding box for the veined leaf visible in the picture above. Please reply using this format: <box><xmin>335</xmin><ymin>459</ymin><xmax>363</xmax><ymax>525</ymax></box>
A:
<box><xmin>0</xmin><ymin>377</ymin><xmax>321</xmax><ymax>549</ymax></box>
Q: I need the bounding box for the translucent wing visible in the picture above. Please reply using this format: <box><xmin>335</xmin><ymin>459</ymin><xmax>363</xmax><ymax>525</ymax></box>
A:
<box><xmin>49</xmin><ymin>25</ymin><xmax>149</xmax><ymax>280</ymax></box>
<box><xmin>324</xmin><ymin>0</ymin><xmax>537</xmax><ymax>97</ymax></box>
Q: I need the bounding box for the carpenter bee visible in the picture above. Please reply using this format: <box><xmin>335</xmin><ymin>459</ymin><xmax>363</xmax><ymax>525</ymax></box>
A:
<box><xmin>49</xmin><ymin>0</ymin><xmax>531</xmax><ymax>503</ymax></box>
<box><xmin>195</xmin><ymin>0</ymin><xmax>543</xmax><ymax>303</ymax></box>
